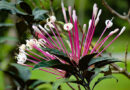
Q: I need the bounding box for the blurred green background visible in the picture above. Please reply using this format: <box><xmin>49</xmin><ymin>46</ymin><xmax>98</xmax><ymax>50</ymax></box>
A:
<box><xmin>0</xmin><ymin>0</ymin><xmax>130</xmax><ymax>90</ymax></box>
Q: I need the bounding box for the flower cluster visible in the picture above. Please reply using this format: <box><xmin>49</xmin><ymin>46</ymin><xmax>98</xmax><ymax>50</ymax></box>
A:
<box><xmin>16</xmin><ymin>3</ymin><xmax>125</xmax><ymax>79</ymax></box>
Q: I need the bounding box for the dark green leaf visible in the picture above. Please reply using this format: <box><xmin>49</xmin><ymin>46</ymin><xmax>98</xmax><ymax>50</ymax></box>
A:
<box><xmin>53</xmin><ymin>54</ymin><xmax>73</xmax><ymax>65</ymax></box>
<box><xmin>33</xmin><ymin>59</ymin><xmax>62</xmax><ymax>70</ymax></box>
<box><xmin>82</xmin><ymin>70</ymin><xmax>95</xmax><ymax>83</ymax></box>
<box><xmin>88</xmin><ymin>57</ymin><xmax>122</xmax><ymax>67</ymax></box>
<box><xmin>4</xmin><ymin>71</ymin><xmax>25</xmax><ymax>87</ymax></box>
<box><xmin>52</xmin><ymin>64</ymin><xmax>77</xmax><ymax>75</ymax></box>
<box><xmin>17</xmin><ymin>0</ymin><xmax>32</xmax><ymax>14</ymax></box>
<box><xmin>79</xmin><ymin>53</ymin><xmax>97</xmax><ymax>70</ymax></box>
<box><xmin>94</xmin><ymin>60</ymin><xmax>121</xmax><ymax>68</ymax></box>
<box><xmin>69</xmin><ymin>80</ymin><xmax>83</xmax><ymax>86</ymax></box>
<box><xmin>32</xmin><ymin>8</ymin><xmax>48</xmax><ymax>21</ymax></box>
<box><xmin>0</xmin><ymin>0</ymin><xmax>26</xmax><ymax>15</ymax></box>
<box><xmin>42</xmin><ymin>48</ymin><xmax>67</xmax><ymax>56</ymax></box>
<box><xmin>11</xmin><ymin>63</ymin><xmax>30</xmax><ymax>82</ymax></box>
<box><xmin>92</xmin><ymin>75</ymin><xmax>118</xmax><ymax>90</ymax></box>
<box><xmin>26</xmin><ymin>79</ymin><xmax>46</xmax><ymax>88</ymax></box>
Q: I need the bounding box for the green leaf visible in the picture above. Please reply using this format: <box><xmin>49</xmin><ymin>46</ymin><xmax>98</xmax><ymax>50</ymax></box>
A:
<box><xmin>11</xmin><ymin>63</ymin><xmax>30</xmax><ymax>82</ymax></box>
<box><xmin>33</xmin><ymin>59</ymin><xmax>62</xmax><ymax>70</ymax></box>
<box><xmin>17</xmin><ymin>0</ymin><xmax>32</xmax><ymax>14</ymax></box>
<box><xmin>88</xmin><ymin>57</ymin><xmax>122</xmax><ymax>67</ymax></box>
<box><xmin>92</xmin><ymin>75</ymin><xmax>118</xmax><ymax>90</ymax></box>
<box><xmin>79</xmin><ymin>53</ymin><xmax>97</xmax><ymax>70</ymax></box>
<box><xmin>53</xmin><ymin>54</ymin><xmax>73</xmax><ymax>65</ymax></box>
<box><xmin>82</xmin><ymin>70</ymin><xmax>95</xmax><ymax>83</ymax></box>
<box><xmin>52</xmin><ymin>64</ymin><xmax>77</xmax><ymax>75</ymax></box>
<box><xmin>0</xmin><ymin>0</ymin><xmax>26</xmax><ymax>15</ymax></box>
<box><xmin>0</xmin><ymin>23</ymin><xmax>14</xmax><ymax>27</ymax></box>
<box><xmin>42</xmin><ymin>48</ymin><xmax>67</xmax><ymax>56</ymax></box>
<box><xmin>0</xmin><ymin>36</ymin><xmax>18</xmax><ymax>43</ymax></box>
<box><xmin>53</xmin><ymin>78</ymin><xmax>69</xmax><ymax>90</ymax></box>
<box><xmin>32</xmin><ymin>8</ymin><xmax>48</xmax><ymax>21</ymax></box>
<box><xmin>4</xmin><ymin>71</ymin><xmax>25</xmax><ymax>87</ymax></box>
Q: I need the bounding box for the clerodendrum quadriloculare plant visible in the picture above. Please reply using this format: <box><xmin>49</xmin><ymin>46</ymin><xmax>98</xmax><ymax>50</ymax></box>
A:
<box><xmin>16</xmin><ymin>2</ymin><xmax>126</xmax><ymax>90</ymax></box>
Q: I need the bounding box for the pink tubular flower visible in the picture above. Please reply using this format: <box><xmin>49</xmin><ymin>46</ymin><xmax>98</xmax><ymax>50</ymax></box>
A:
<box><xmin>16</xmin><ymin>3</ymin><xmax>126</xmax><ymax>79</ymax></box>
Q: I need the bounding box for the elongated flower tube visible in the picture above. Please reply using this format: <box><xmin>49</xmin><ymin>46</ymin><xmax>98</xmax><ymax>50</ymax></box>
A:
<box><xmin>16</xmin><ymin>3</ymin><xmax>126</xmax><ymax>79</ymax></box>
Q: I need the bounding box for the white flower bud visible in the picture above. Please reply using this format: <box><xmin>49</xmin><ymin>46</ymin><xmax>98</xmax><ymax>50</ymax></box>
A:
<box><xmin>83</xmin><ymin>24</ymin><xmax>87</xmax><ymax>33</ymax></box>
<box><xmin>50</xmin><ymin>16</ymin><xmax>56</xmax><ymax>23</ymax></box>
<box><xmin>88</xmin><ymin>19</ymin><xmax>92</xmax><ymax>29</ymax></box>
<box><xmin>64</xmin><ymin>23</ymin><xmax>73</xmax><ymax>31</ymax></box>
<box><xmin>105</xmin><ymin>20</ymin><xmax>113</xmax><ymax>28</ymax></box>
<box><xmin>93</xmin><ymin>3</ymin><xmax>98</xmax><ymax>17</ymax></box>
<box><xmin>119</xmin><ymin>26</ymin><xmax>126</xmax><ymax>35</ymax></box>
<box><xmin>26</xmin><ymin>39</ymin><xmax>39</xmax><ymax>50</ymax></box>
<box><xmin>19</xmin><ymin>44</ymin><xmax>26</xmax><ymax>52</ymax></box>
<box><xmin>17</xmin><ymin>53</ymin><xmax>27</xmax><ymax>64</ymax></box>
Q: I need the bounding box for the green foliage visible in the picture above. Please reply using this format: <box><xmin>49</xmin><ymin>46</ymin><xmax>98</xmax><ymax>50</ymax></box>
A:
<box><xmin>0</xmin><ymin>0</ymin><xmax>26</xmax><ymax>15</ymax></box>
<box><xmin>0</xmin><ymin>23</ymin><xmax>13</xmax><ymax>27</ymax></box>
<box><xmin>52</xmin><ymin>78</ymin><xmax>69</xmax><ymax>90</ymax></box>
<box><xmin>11</xmin><ymin>63</ymin><xmax>30</xmax><ymax>82</ymax></box>
<box><xmin>3</xmin><ymin>63</ymin><xmax>49</xmax><ymax>89</ymax></box>
<box><xmin>92</xmin><ymin>75</ymin><xmax>118</xmax><ymax>90</ymax></box>
<box><xmin>88</xmin><ymin>57</ymin><xmax>122</xmax><ymax>67</ymax></box>
<box><xmin>32</xmin><ymin>48</ymin><xmax>122</xmax><ymax>89</ymax></box>
<box><xmin>0</xmin><ymin>36</ymin><xmax>17</xmax><ymax>43</ymax></box>
<box><xmin>42</xmin><ymin>48</ymin><xmax>67</xmax><ymax>56</ymax></box>
<box><xmin>33</xmin><ymin>59</ymin><xmax>62</xmax><ymax>70</ymax></box>
<box><xmin>32</xmin><ymin>8</ymin><xmax>48</xmax><ymax>21</ymax></box>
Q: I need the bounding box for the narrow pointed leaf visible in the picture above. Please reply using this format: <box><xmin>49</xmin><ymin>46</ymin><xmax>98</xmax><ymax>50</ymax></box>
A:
<box><xmin>52</xmin><ymin>64</ymin><xmax>77</xmax><ymax>75</ymax></box>
<box><xmin>42</xmin><ymin>48</ymin><xmax>67</xmax><ymax>56</ymax></box>
<box><xmin>33</xmin><ymin>59</ymin><xmax>62</xmax><ymax>70</ymax></box>
<box><xmin>79</xmin><ymin>53</ymin><xmax>97</xmax><ymax>70</ymax></box>
<box><xmin>88</xmin><ymin>57</ymin><xmax>122</xmax><ymax>67</ymax></box>
<box><xmin>32</xmin><ymin>8</ymin><xmax>48</xmax><ymax>21</ymax></box>
<box><xmin>53</xmin><ymin>54</ymin><xmax>73</xmax><ymax>65</ymax></box>
<box><xmin>11</xmin><ymin>63</ymin><xmax>30</xmax><ymax>82</ymax></box>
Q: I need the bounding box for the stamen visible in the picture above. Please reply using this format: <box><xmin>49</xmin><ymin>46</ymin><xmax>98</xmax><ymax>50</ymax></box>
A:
<box><xmin>93</xmin><ymin>3</ymin><xmax>98</xmax><ymax>17</ymax></box>
<box><xmin>83</xmin><ymin>24</ymin><xmax>87</xmax><ymax>33</ymax></box>
<box><xmin>64</xmin><ymin>23</ymin><xmax>73</xmax><ymax>31</ymax></box>
<box><xmin>105</xmin><ymin>20</ymin><xmax>113</xmax><ymax>28</ymax></box>
<box><xmin>95</xmin><ymin>9</ymin><xmax>102</xmax><ymax>26</ymax></box>
<box><xmin>96</xmin><ymin>26</ymin><xmax>126</xmax><ymax>57</ymax></box>
<box><xmin>61</xmin><ymin>1</ymin><xmax>68</xmax><ymax>22</ymax></box>
<box><xmin>88</xmin><ymin>19</ymin><xmax>92</xmax><ymax>29</ymax></box>
<box><xmin>72</xmin><ymin>10</ymin><xmax>77</xmax><ymax>22</ymax></box>
<box><xmin>38</xmin><ymin>25</ymin><xmax>48</xmax><ymax>34</ymax></box>
<box><xmin>119</xmin><ymin>26</ymin><xmax>126</xmax><ymax>35</ymax></box>
<box><xmin>32</xmin><ymin>25</ymin><xmax>42</xmax><ymax>34</ymax></box>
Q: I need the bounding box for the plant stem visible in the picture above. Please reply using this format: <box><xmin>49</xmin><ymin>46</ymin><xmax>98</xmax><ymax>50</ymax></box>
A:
<box><xmin>66</xmin><ymin>82</ymin><xmax>75</xmax><ymax>90</ymax></box>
